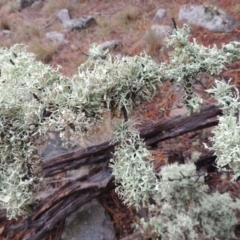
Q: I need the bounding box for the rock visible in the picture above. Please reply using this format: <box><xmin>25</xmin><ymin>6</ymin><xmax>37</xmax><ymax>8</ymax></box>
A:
<box><xmin>178</xmin><ymin>5</ymin><xmax>240</xmax><ymax>33</ymax></box>
<box><xmin>31</xmin><ymin>0</ymin><xmax>43</xmax><ymax>8</ymax></box>
<box><xmin>57</xmin><ymin>9</ymin><xmax>71</xmax><ymax>23</ymax></box>
<box><xmin>18</xmin><ymin>0</ymin><xmax>40</xmax><ymax>8</ymax></box>
<box><xmin>99</xmin><ymin>40</ymin><xmax>122</xmax><ymax>51</ymax></box>
<box><xmin>169</xmin><ymin>88</ymin><xmax>188</xmax><ymax>117</ymax></box>
<box><xmin>45</xmin><ymin>31</ymin><xmax>68</xmax><ymax>44</ymax></box>
<box><xmin>61</xmin><ymin>199</ymin><xmax>116</xmax><ymax>240</ymax></box>
<box><xmin>152</xmin><ymin>9</ymin><xmax>166</xmax><ymax>23</ymax></box>
<box><xmin>150</xmin><ymin>25</ymin><xmax>173</xmax><ymax>37</ymax></box>
<box><xmin>115</xmin><ymin>53</ymin><xmax>126</xmax><ymax>60</ymax></box>
<box><xmin>57</xmin><ymin>9</ymin><xmax>96</xmax><ymax>31</ymax></box>
<box><xmin>0</xmin><ymin>30</ymin><xmax>12</xmax><ymax>36</ymax></box>
<box><xmin>64</xmin><ymin>16</ymin><xmax>96</xmax><ymax>31</ymax></box>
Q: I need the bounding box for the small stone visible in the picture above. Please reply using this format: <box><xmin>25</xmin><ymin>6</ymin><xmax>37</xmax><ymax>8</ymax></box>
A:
<box><xmin>63</xmin><ymin>16</ymin><xmax>96</xmax><ymax>31</ymax></box>
<box><xmin>178</xmin><ymin>5</ymin><xmax>240</xmax><ymax>33</ymax></box>
<box><xmin>150</xmin><ymin>25</ymin><xmax>173</xmax><ymax>37</ymax></box>
<box><xmin>19</xmin><ymin>0</ymin><xmax>39</xmax><ymax>8</ymax></box>
<box><xmin>45</xmin><ymin>31</ymin><xmax>68</xmax><ymax>44</ymax></box>
<box><xmin>57</xmin><ymin>9</ymin><xmax>71</xmax><ymax>23</ymax></box>
<box><xmin>57</xmin><ymin>9</ymin><xmax>96</xmax><ymax>32</ymax></box>
<box><xmin>31</xmin><ymin>0</ymin><xmax>43</xmax><ymax>8</ymax></box>
<box><xmin>152</xmin><ymin>9</ymin><xmax>166</xmax><ymax>22</ymax></box>
<box><xmin>61</xmin><ymin>199</ymin><xmax>116</xmax><ymax>240</ymax></box>
<box><xmin>0</xmin><ymin>30</ymin><xmax>12</xmax><ymax>36</ymax></box>
<box><xmin>99</xmin><ymin>40</ymin><xmax>122</xmax><ymax>51</ymax></box>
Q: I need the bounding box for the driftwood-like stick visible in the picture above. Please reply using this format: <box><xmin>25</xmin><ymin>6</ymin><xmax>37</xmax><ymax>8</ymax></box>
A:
<box><xmin>42</xmin><ymin>105</ymin><xmax>221</xmax><ymax>177</ymax></box>
<box><xmin>140</xmin><ymin>105</ymin><xmax>221</xmax><ymax>145</ymax></box>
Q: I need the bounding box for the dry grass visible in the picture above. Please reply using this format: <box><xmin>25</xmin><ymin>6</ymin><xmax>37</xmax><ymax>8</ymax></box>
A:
<box><xmin>6</xmin><ymin>1</ymin><xmax>21</xmax><ymax>11</ymax></box>
<box><xmin>0</xmin><ymin>0</ymin><xmax>238</xmax><ymax>76</ymax></box>
<box><xmin>67</xmin><ymin>53</ymin><xmax>88</xmax><ymax>76</ymax></box>
<box><xmin>231</xmin><ymin>5</ymin><xmax>240</xmax><ymax>15</ymax></box>
<box><xmin>0</xmin><ymin>0</ymin><xmax>21</xmax><ymax>11</ymax></box>
<box><xmin>94</xmin><ymin>14</ymin><xmax>112</xmax><ymax>37</ymax></box>
<box><xmin>144</xmin><ymin>28</ymin><xmax>164</xmax><ymax>55</ymax></box>
<box><xmin>0</xmin><ymin>16</ymin><xmax>10</xmax><ymax>30</ymax></box>
<box><xmin>144</xmin><ymin>29</ymin><xmax>168</xmax><ymax>62</ymax></box>
<box><xmin>112</xmin><ymin>6</ymin><xmax>140</xmax><ymax>29</ymax></box>
<box><xmin>27</xmin><ymin>37</ymin><xmax>61</xmax><ymax>63</ymax></box>
<box><xmin>42</xmin><ymin>0</ymin><xmax>75</xmax><ymax>16</ymax></box>
<box><xmin>10</xmin><ymin>21</ymin><xmax>43</xmax><ymax>43</ymax></box>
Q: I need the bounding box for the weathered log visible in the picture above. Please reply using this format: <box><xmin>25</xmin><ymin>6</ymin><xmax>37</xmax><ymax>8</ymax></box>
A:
<box><xmin>0</xmin><ymin>105</ymin><xmax>221</xmax><ymax>240</ymax></box>
<box><xmin>1</xmin><ymin>168</ymin><xmax>114</xmax><ymax>240</ymax></box>
<box><xmin>42</xmin><ymin>105</ymin><xmax>221</xmax><ymax>177</ymax></box>
<box><xmin>140</xmin><ymin>104</ymin><xmax>221</xmax><ymax>145</ymax></box>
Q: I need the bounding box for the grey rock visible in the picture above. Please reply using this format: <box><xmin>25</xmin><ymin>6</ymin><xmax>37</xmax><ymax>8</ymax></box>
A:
<box><xmin>57</xmin><ymin>9</ymin><xmax>96</xmax><ymax>32</ymax></box>
<box><xmin>150</xmin><ymin>25</ymin><xmax>173</xmax><ymax>37</ymax></box>
<box><xmin>45</xmin><ymin>31</ymin><xmax>68</xmax><ymax>44</ymax></box>
<box><xmin>152</xmin><ymin>9</ymin><xmax>166</xmax><ymax>23</ymax></box>
<box><xmin>115</xmin><ymin>53</ymin><xmax>126</xmax><ymax>60</ymax></box>
<box><xmin>0</xmin><ymin>30</ymin><xmax>12</xmax><ymax>36</ymax></box>
<box><xmin>31</xmin><ymin>0</ymin><xmax>43</xmax><ymax>8</ymax></box>
<box><xmin>18</xmin><ymin>0</ymin><xmax>39</xmax><ymax>8</ymax></box>
<box><xmin>61</xmin><ymin>199</ymin><xmax>116</xmax><ymax>240</ymax></box>
<box><xmin>178</xmin><ymin>5</ymin><xmax>240</xmax><ymax>33</ymax></box>
<box><xmin>169</xmin><ymin>88</ymin><xmax>188</xmax><ymax>117</ymax></box>
<box><xmin>57</xmin><ymin>9</ymin><xmax>71</xmax><ymax>23</ymax></box>
<box><xmin>99</xmin><ymin>40</ymin><xmax>122</xmax><ymax>51</ymax></box>
<box><xmin>64</xmin><ymin>16</ymin><xmax>96</xmax><ymax>31</ymax></box>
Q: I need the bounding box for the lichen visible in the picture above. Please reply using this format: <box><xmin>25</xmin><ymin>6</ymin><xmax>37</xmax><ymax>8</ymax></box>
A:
<box><xmin>135</xmin><ymin>163</ymin><xmax>240</xmax><ymax>240</ymax></box>
<box><xmin>205</xmin><ymin>80</ymin><xmax>240</xmax><ymax>180</ymax></box>
<box><xmin>0</xmin><ymin>44</ymin><xmax>61</xmax><ymax>218</ymax></box>
<box><xmin>110</xmin><ymin>122</ymin><xmax>159</xmax><ymax>210</ymax></box>
<box><xmin>0</xmin><ymin>43</ymin><xmax>163</xmax><ymax>219</ymax></box>
<box><xmin>159</xmin><ymin>24</ymin><xmax>240</xmax><ymax>113</ymax></box>
<box><xmin>1</xmin><ymin>24</ymin><xmax>240</xmax><ymax>240</ymax></box>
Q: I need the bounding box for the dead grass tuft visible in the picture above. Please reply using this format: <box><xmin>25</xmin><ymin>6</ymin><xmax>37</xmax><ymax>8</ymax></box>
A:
<box><xmin>42</xmin><ymin>0</ymin><xmax>75</xmax><ymax>16</ymax></box>
<box><xmin>10</xmin><ymin>21</ymin><xmax>43</xmax><ymax>43</ymax></box>
<box><xmin>27</xmin><ymin>37</ymin><xmax>61</xmax><ymax>63</ymax></box>
<box><xmin>95</xmin><ymin>14</ymin><xmax>112</xmax><ymax>37</ymax></box>
<box><xmin>0</xmin><ymin>0</ymin><xmax>21</xmax><ymax>12</ymax></box>
<box><xmin>113</xmin><ymin>6</ymin><xmax>140</xmax><ymax>29</ymax></box>
<box><xmin>144</xmin><ymin>28</ymin><xmax>164</xmax><ymax>55</ymax></box>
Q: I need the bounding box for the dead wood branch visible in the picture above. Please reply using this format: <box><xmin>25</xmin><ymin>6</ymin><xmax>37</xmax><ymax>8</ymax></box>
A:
<box><xmin>0</xmin><ymin>105</ymin><xmax>221</xmax><ymax>240</ymax></box>
<box><xmin>140</xmin><ymin>104</ymin><xmax>221</xmax><ymax>145</ymax></box>
<box><xmin>42</xmin><ymin>105</ymin><xmax>221</xmax><ymax>177</ymax></box>
<box><xmin>1</xmin><ymin>168</ymin><xmax>114</xmax><ymax>240</ymax></box>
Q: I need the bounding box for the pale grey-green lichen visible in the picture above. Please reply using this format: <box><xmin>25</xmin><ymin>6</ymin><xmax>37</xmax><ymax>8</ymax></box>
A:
<box><xmin>42</xmin><ymin>45</ymin><xmax>162</xmax><ymax>145</ymax></box>
<box><xmin>159</xmin><ymin>24</ymin><xmax>240</xmax><ymax>114</ymax></box>
<box><xmin>205</xmin><ymin>80</ymin><xmax>240</xmax><ymax>180</ymax></box>
<box><xmin>135</xmin><ymin>162</ymin><xmax>240</xmax><ymax>240</ymax></box>
<box><xmin>110</xmin><ymin>122</ymin><xmax>159</xmax><ymax>210</ymax></box>
<box><xmin>162</xmin><ymin>25</ymin><xmax>240</xmax><ymax>79</ymax></box>
<box><xmin>110</xmin><ymin>25</ymin><xmax>240</xmax><ymax>239</ymax></box>
<box><xmin>1</xmin><ymin>24</ymin><xmax>240</xmax><ymax>240</ymax></box>
<box><xmin>0</xmin><ymin>44</ymin><xmax>63</xmax><ymax>219</ymax></box>
<box><xmin>74</xmin><ymin>46</ymin><xmax>162</xmax><ymax>120</ymax></box>
<box><xmin>0</xmin><ymin>43</ymin><xmax>163</xmax><ymax>219</ymax></box>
